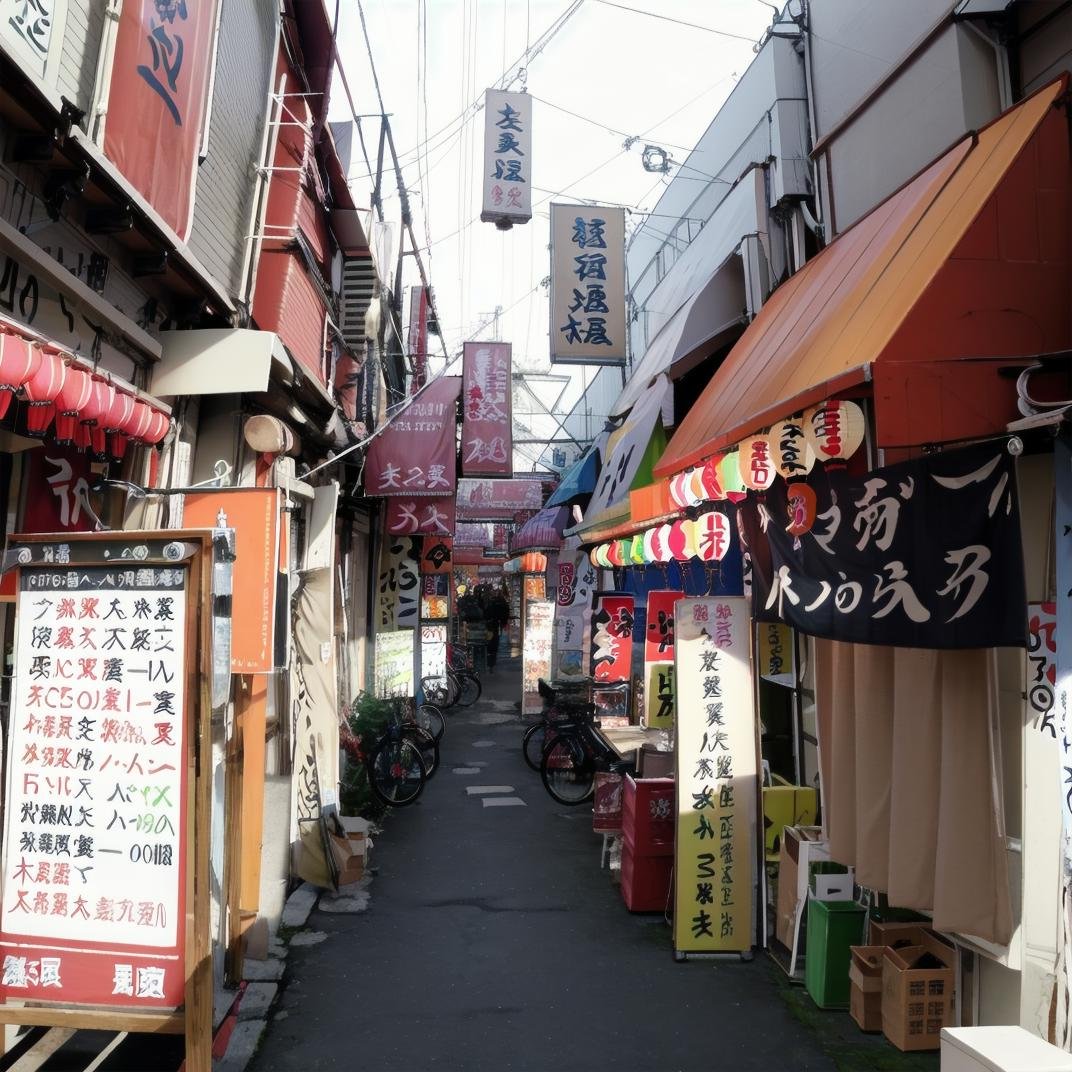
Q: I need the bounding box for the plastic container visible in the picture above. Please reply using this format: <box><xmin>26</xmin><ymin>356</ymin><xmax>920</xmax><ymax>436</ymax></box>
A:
<box><xmin>620</xmin><ymin>843</ymin><xmax>672</xmax><ymax>912</ymax></box>
<box><xmin>621</xmin><ymin>776</ymin><xmax>675</xmax><ymax>857</ymax></box>
<box><xmin>805</xmin><ymin>897</ymin><xmax>866</xmax><ymax>1008</ymax></box>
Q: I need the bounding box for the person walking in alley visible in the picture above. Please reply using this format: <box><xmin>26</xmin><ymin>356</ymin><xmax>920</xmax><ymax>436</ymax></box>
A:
<box><xmin>484</xmin><ymin>584</ymin><xmax>510</xmax><ymax>672</ymax></box>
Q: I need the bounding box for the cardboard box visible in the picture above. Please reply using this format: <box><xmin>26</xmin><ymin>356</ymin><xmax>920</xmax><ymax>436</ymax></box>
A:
<box><xmin>775</xmin><ymin>826</ymin><xmax>829</xmax><ymax>949</ymax></box>
<box><xmin>810</xmin><ymin>863</ymin><xmax>855</xmax><ymax>901</ymax></box>
<box><xmin>869</xmin><ymin>919</ymin><xmax>930</xmax><ymax>950</ymax></box>
<box><xmin>849</xmin><ymin>946</ymin><xmax>884</xmax><ymax>1032</ymax></box>
<box><xmin>881</xmin><ymin>931</ymin><xmax>955</xmax><ymax>1052</ymax></box>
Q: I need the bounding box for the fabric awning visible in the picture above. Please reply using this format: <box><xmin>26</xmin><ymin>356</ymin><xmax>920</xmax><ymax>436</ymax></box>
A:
<box><xmin>570</xmin><ymin>374</ymin><xmax>672</xmax><ymax>537</ymax></box>
<box><xmin>610</xmin><ymin>255</ymin><xmax>747</xmax><ymax>417</ymax></box>
<box><xmin>512</xmin><ymin>504</ymin><xmax>571</xmax><ymax>553</ymax></box>
<box><xmin>545</xmin><ymin>430</ymin><xmax>608</xmax><ymax>506</ymax></box>
<box><xmin>655</xmin><ymin>77</ymin><xmax>1070</xmax><ymax>478</ymax></box>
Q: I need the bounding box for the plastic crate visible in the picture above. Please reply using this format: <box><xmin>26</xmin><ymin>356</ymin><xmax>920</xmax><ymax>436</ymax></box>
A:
<box><xmin>622</xmin><ymin>776</ymin><xmax>675</xmax><ymax>857</ymax></box>
<box><xmin>805</xmin><ymin>897</ymin><xmax>866</xmax><ymax>1009</ymax></box>
<box><xmin>620</xmin><ymin>843</ymin><xmax>672</xmax><ymax>912</ymax></box>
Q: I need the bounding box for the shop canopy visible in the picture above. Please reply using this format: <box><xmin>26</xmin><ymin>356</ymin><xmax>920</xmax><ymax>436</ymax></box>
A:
<box><xmin>654</xmin><ymin>77</ymin><xmax>1070</xmax><ymax>478</ymax></box>
<box><xmin>511</xmin><ymin>503</ymin><xmax>571</xmax><ymax>553</ymax></box>
<box><xmin>544</xmin><ymin>429</ymin><xmax>608</xmax><ymax>507</ymax></box>
<box><xmin>569</xmin><ymin>374</ymin><xmax>673</xmax><ymax>538</ymax></box>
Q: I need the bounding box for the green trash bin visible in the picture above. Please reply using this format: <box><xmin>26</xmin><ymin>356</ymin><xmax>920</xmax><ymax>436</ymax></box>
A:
<box><xmin>805</xmin><ymin>897</ymin><xmax>866</xmax><ymax>1009</ymax></box>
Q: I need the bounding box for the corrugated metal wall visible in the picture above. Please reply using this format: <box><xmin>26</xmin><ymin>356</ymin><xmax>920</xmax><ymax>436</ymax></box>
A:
<box><xmin>188</xmin><ymin>0</ymin><xmax>279</xmax><ymax>301</ymax></box>
<box><xmin>56</xmin><ymin>0</ymin><xmax>104</xmax><ymax>119</ymax></box>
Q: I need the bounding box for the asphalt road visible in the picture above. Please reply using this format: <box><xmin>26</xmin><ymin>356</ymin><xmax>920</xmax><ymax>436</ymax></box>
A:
<box><xmin>249</xmin><ymin>660</ymin><xmax>838</xmax><ymax>1072</ymax></box>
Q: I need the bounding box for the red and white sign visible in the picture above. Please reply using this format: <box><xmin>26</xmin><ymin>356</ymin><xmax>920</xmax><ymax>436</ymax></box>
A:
<box><xmin>386</xmin><ymin>497</ymin><xmax>456</xmax><ymax>537</ymax></box>
<box><xmin>644</xmin><ymin>591</ymin><xmax>684</xmax><ymax>665</ymax></box>
<box><xmin>456</xmin><ymin>478</ymin><xmax>544</xmax><ymax>520</ymax></box>
<box><xmin>590</xmin><ymin>594</ymin><xmax>634</xmax><ymax>683</ymax></box>
<box><xmin>365</xmin><ymin>377</ymin><xmax>460</xmax><ymax>498</ymax></box>
<box><xmin>694</xmin><ymin>510</ymin><xmax>731</xmax><ymax>562</ymax></box>
<box><xmin>0</xmin><ymin>567</ymin><xmax>189</xmax><ymax>1007</ymax></box>
<box><xmin>21</xmin><ymin>447</ymin><xmax>96</xmax><ymax>534</ymax></box>
<box><xmin>462</xmin><ymin>342</ymin><xmax>512</xmax><ymax>475</ymax></box>
<box><xmin>408</xmin><ymin>286</ymin><xmax>430</xmax><ymax>391</ymax></box>
<box><xmin>104</xmin><ymin>0</ymin><xmax>219</xmax><ymax>241</ymax></box>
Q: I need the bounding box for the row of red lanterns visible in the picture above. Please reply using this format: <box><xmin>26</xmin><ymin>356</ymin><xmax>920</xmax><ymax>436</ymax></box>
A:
<box><xmin>0</xmin><ymin>327</ymin><xmax>169</xmax><ymax>460</ymax></box>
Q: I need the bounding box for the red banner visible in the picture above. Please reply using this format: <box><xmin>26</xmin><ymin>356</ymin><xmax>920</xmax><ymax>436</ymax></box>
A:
<box><xmin>644</xmin><ymin>591</ymin><xmax>685</xmax><ymax>664</ymax></box>
<box><xmin>104</xmin><ymin>0</ymin><xmax>219</xmax><ymax>241</ymax></box>
<box><xmin>408</xmin><ymin>286</ymin><xmax>429</xmax><ymax>392</ymax></box>
<box><xmin>385</xmin><ymin>497</ymin><xmax>455</xmax><ymax>537</ymax></box>
<box><xmin>365</xmin><ymin>377</ymin><xmax>460</xmax><ymax>497</ymax></box>
<box><xmin>591</xmin><ymin>594</ymin><xmax>634</xmax><ymax>683</ymax></box>
<box><xmin>456</xmin><ymin>478</ymin><xmax>544</xmax><ymax>519</ymax></box>
<box><xmin>20</xmin><ymin>447</ymin><xmax>96</xmax><ymax>535</ymax></box>
<box><xmin>462</xmin><ymin>342</ymin><xmax>512</xmax><ymax>475</ymax></box>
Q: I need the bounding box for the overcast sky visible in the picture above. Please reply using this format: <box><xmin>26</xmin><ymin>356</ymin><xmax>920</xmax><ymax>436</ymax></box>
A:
<box><xmin>331</xmin><ymin>1</ymin><xmax>775</xmax><ymax>467</ymax></box>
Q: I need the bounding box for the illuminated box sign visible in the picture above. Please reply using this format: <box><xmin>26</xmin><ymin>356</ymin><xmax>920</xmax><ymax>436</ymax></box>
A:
<box><xmin>481</xmin><ymin>89</ymin><xmax>532</xmax><ymax>227</ymax></box>
<box><xmin>549</xmin><ymin>204</ymin><xmax>626</xmax><ymax>366</ymax></box>
<box><xmin>1</xmin><ymin>567</ymin><xmax>189</xmax><ymax>1007</ymax></box>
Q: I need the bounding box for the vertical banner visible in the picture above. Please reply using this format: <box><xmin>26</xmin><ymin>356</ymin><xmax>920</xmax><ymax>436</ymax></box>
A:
<box><xmin>481</xmin><ymin>89</ymin><xmax>532</xmax><ymax>226</ymax></box>
<box><xmin>462</xmin><ymin>342</ymin><xmax>512</xmax><ymax>474</ymax></box>
<box><xmin>644</xmin><ymin>591</ymin><xmax>684</xmax><ymax>729</ymax></box>
<box><xmin>522</xmin><ymin>600</ymin><xmax>555</xmax><ymax>716</ymax></box>
<box><xmin>553</xmin><ymin>548</ymin><xmax>595</xmax><ymax>678</ymax></box>
<box><xmin>673</xmin><ymin>596</ymin><xmax>756</xmax><ymax>955</ymax></box>
<box><xmin>376</xmin><ymin>533</ymin><xmax>420</xmax><ymax>630</ymax></box>
<box><xmin>590</xmin><ymin>593</ymin><xmax>634</xmax><ymax>683</ymax></box>
<box><xmin>407</xmin><ymin>285</ymin><xmax>430</xmax><ymax>391</ymax></box>
<box><xmin>104</xmin><ymin>0</ymin><xmax>219</xmax><ymax>240</ymax></box>
<box><xmin>1</xmin><ymin>565</ymin><xmax>188</xmax><ymax>1006</ymax></box>
<box><xmin>756</xmin><ymin>621</ymin><xmax>794</xmax><ymax>687</ymax></box>
<box><xmin>420</xmin><ymin>624</ymin><xmax>447</xmax><ymax>685</ymax></box>
<box><xmin>364</xmin><ymin>377</ymin><xmax>461</xmax><ymax>497</ymax></box>
<box><xmin>549</xmin><ymin>204</ymin><xmax>626</xmax><ymax>366</ymax></box>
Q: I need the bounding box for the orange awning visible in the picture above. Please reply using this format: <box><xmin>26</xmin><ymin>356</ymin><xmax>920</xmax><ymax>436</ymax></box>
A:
<box><xmin>655</xmin><ymin>77</ymin><xmax>1070</xmax><ymax>478</ymax></box>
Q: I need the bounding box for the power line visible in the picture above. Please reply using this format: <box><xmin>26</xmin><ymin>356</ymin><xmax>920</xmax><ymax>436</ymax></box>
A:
<box><xmin>590</xmin><ymin>0</ymin><xmax>760</xmax><ymax>43</ymax></box>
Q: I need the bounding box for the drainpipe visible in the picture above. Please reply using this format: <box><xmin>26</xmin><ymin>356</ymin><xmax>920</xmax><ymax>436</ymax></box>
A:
<box><xmin>88</xmin><ymin>0</ymin><xmax>123</xmax><ymax>145</ymax></box>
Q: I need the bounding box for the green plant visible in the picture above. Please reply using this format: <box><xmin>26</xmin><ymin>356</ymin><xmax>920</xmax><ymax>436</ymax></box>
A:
<box><xmin>339</xmin><ymin>693</ymin><xmax>394</xmax><ymax>820</ymax></box>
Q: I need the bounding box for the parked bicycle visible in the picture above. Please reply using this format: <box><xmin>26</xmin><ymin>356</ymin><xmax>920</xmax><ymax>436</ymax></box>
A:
<box><xmin>420</xmin><ymin>653</ymin><xmax>481</xmax><ymax>710</ymax></box>
<box><xmin>341</xmin><ymin>698</ymin><xmax>435</xmax><ymax>807</ymax></box>
<box><xmin>534</xmin><ymin>680</ymin><xmax>635</xmax><ymax>806</ymax></box>
<box><xmin>522</xmin><ymin>677</ymin><xmax>594</xmax><ymax>771</ymax></box>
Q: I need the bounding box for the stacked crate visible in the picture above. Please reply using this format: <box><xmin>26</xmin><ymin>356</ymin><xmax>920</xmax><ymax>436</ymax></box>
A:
<box><xmin>620</xmin><ymin>776</ymin><xmax>675</xmax><ymax>912</ymax></box>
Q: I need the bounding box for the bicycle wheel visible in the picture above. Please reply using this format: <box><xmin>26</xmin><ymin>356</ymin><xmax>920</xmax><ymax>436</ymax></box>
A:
<box><xmin>454</xmin><ymin>671</ymin><xmax>481</xmax><ymax>708</ymax></box>
<box><xmin>368</xmin><ymin>737</ymin><xmax>427</xmax><ymax>807</ymax></box>
<box><xmin>540</xmin><ymin>735</ymin><xmax>596</xmax><ymax>805</ymax></box>
<box><xmin>523</xmin><ymin>722</ymin><xmax>549</xmax><ymax>772</ymax></box>
<box><xmin>414</xmin><ymin>703</ymin><xmax>445</xmax><ymax>742</ymax></box>
<box><xmin>420</xmin><ymin>676</ymin><xmax>451</xmax><ymax>708</ymax></box>
<box><xmin>403</xmin><ymin>723</ymin><xmax>440</xmax><ymax>778</ymax></box>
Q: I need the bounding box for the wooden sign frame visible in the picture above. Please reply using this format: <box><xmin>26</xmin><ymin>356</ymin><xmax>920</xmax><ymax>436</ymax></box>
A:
<box><xmin>0</xmin><ymin>530</ymin><xmax>220</xmax><ymax>1072</ymax></box>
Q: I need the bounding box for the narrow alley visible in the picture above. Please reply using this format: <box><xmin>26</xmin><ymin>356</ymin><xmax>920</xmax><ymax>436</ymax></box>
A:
<box><xmin>248</xmin><ymin>660</ymin><xmax>904</xmax><ymax>1072</ymax></box>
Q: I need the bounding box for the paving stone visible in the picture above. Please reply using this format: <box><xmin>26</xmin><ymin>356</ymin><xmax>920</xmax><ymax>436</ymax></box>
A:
<box><xmin>471</xmin><ymin>740</ymin><xmax>496</xmax><ymax>748</ymax></box>
<box><xmin>280</xmin><ymin>882</ymin><xmax>320</xmax><ymax>929</ymax></box>
<box><xmin>216</xmin><ymin>1018</ymin><xmax>267</xmax><ymax>1072</ymax></box>
<box><xmin>318</xmin><ymin>891</ymin><xmax>370</xmax><ymax>914</ymax></box>
<box><xmin>453</xmin><ymin>766</ymin><xmax>481</xmax><ymax>774</ymax></box>
<box><xmin>238</xmin><ymin>982</ymin><xmax>278</xmax><ymax>1021</ymax></box>
<box><xmin>481</xmin><ymin>797</ymin><xmax>527</xmax><ymax>808</ymax></box>
<box><xmin>465</xmin><ymin>785</ymin><xmax>515</xmax><ymax>795</ymax></box>
<box><xmin>242</xmin><ymin>957</ymin><xmax>284</xmax><ymax>981</ymax></box>
<box><xmin>289</xmin><ymin>930</ymin><xmax>328</xmax><ymax>946</ymax></box>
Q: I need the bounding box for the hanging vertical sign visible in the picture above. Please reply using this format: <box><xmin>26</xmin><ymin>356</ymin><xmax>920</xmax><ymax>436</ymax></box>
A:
<box><xmin>553</xmin><ymin>547</ymin><xmax>596</xmax><ymax>678</ymax></box>
<box><xmin>481</xmin><ymin>89</ymin><xmax>532</xmax><ymax>227</ymax></box>
<box><xmin>462</xmin><ymin>342</ymin><xmax>512</xmax><ymax>475</ymax></box>
<box><xmin>375</xmin><ymin>532</ymin><xmax>420</xmax><ymax>630</ymax></box>
<box><xmin>103</xmin><ymin>0</ymin><xmax>219</xmax><ymax>241</ymax></box>
<box><xmin>549</xmin><ymin>204</ymin><xmax>626</xmax><ymax>366</ymax></box>
<box><xmin>673</xmin><ymin>596</ymin><xmax>756</xmax><ymax>956</ymax></box>
<box><xmin>590</xmin><ymin>593</ymin><xmax>634</xmax><ymax>683</ymax></box>
<box><xmin>0</xmin><ymin>562</ymin><xmax>189</xmax><ymax>1006</ymax></box>
<box><xmin>408</xmin><ymin>285</ymin><xmax>430</xmax><ymax>391</ymax></box>
<box><xmin>522</xmin><ymin>600</ymin><xmax>554</xmax><ymax>716</ymax></box>
<box><xmin>644</xmin><ymin>591</ymin><xmax>684</xmax><ymax>729</ymax></box>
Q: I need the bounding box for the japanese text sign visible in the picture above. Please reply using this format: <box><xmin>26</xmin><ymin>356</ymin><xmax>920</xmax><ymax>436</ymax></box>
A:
<box><xmin>462</xmin><ymin>342</ymin><xmax>512</xmax><ymax>475</ymax></box>
<box><xmin>21</xmin><ymin>447</ymin><xmax>97</xmax><ymax>536</ymax></box>
<box><xmin>739</xmin><ymin>444</ymin><xmax>1028</xmax><ymax>649</ymax></box>
<box><xmin>552</xmin><ymin>548</ymin><xmax>596</xmax><ymax>679</ymax></box>
<box><xmin>104</xmin><ymin>0</ymin><xmax>218</xmax><ymax>241</ymax></box>
<box><xmin>481</xmin><ymin>89</ymin><xmax>531</xmax><ymax>226</ymax></box>
<box><xmin>365</xmin><ymin>377</ymin><xmax>460</xmax><ymax>498</ymax></box>
<box><xmin>376</xmin><ymin>533</ymin><xmax>420</xmax><ymax>630</ymax></box>
<box><xmin>757</xmin><ymin>621</ymin><xmax>794</xmax><ymax>687</ymax></box>
<box><xmin>387</xmin><ymin>497</ymin><xmax>455</xmax><ymax>538</ymax></box>
<box><xmin>374</xmin><ymin>631</ymin><xmax>414</xmax><ymax>699</ymax></box>
<box><xmin>522</xmin><ymin>600</ymin><xmax>554</xmax><ymax>716</ymax></box>
<box><xmin>590</xmin><ymin>593</ymin><xmax>634</xmax><ymax>684</ymax></box>
<box><xmin>1</xmin><ymin>566</ymin><xmax>189</xmax><ymax>1007</ymax></box>
<box><xmin>550</xmin><ymin>204</ymin><xmax>626</xmax><ymax>366</ymax></box>
<box><xmin>644</xmin><ymin>591</ymin><xmax>684</xmax><ymax>729</ymax></box>
<box><xmin>1028</xmin><ymin>602</ymin><xmax>1057</xmax><ymax>736</ymax></box>
<box><xmin>456</xmin><ymin>478</ymin><xmax>544</xmax><ymax>520</ymax></box>
<box><xmin>673</xmin><ymin>596</ymin><xmax>755</xmax><ymax>955</ymax></box>
<box><xmin>184</xmin><ymin>489</ymin><xmax>280</xmax><ymax>673</ymax></box>
<box><xmin>1</xmin><ymin>0</ymin><xmax>67</xmax><ymax>81</ymax></box>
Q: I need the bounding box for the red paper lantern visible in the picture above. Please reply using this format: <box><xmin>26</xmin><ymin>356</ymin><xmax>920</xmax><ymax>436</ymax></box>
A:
<box><xmin>667</xmin><ymin>519</ymin><xmax>689</xmax><ymax>561</ymax></box>
<box><xmin>700</xmin><ymin>457</ymin><xmax>726</xmax><ymax>501</ymax></box>
<box><xmin>142</xmin><ymin>408</ymin><xmax>170</xmax><ymax>446</ymax></box>
<box><xmin>606</xmin><ymin>541</ymin><xmax>622</xmax><ymax>567</ymax></box>
<box><xmin>87</xmin><ymin>379</ymin><xmax>116</xmax><ymax>458</ymax></box>
<box><xmin>108</xmin><ymin>390</ymin><xmax>136</xmax><ymax>459</ymax></box>
<box><xmin>55</xmin><ymin>364</ymin><xmax>92</xmax><ymax>445</ymax></box>
<box><xmin>0</xmin><ymin>331</ymin><xmax>42</xmax><ymax>420</ymax></box>
<box><xmin>652</xmin><ymin>523</ymin><xmax>674</xmax><ymax>563</ymax></box>
<box><xmin>21</xmin><ymin>347</ymin><xmax>67</xmax><ymax>436</ymax></box>
<box><xmin>128</xmin><ymin>400</ymin><xmax>154</xmax><ymax>444</ymax></box>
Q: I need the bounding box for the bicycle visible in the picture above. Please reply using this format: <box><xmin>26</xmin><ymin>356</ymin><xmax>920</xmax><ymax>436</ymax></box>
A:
<box><xmin>522</xmin><ymin>677</ymin><xmax>595</xmax><ymax>772</ymax></box>
<box><xmin>341</xmin><ymin>702</ymin><xmax>429</xmax><ymax>807</ymax></box>
<box><xmin>536</xmin><ymin>683</ymin><xmax>636</xmax><ymax>806</ymax></box>
<box><xmin>447</xmin><ymin>644</ymin><xmax>482</xmax><ymax>707</ymax></box>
